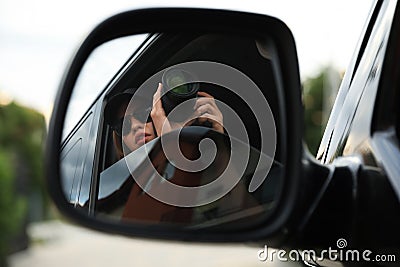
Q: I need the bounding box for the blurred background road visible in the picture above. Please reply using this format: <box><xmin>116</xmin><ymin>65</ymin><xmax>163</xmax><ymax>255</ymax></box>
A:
<box><xmin>8</xmin><ymin>220</ymin><xmax>301</xmax><ymax>267</ymax></box>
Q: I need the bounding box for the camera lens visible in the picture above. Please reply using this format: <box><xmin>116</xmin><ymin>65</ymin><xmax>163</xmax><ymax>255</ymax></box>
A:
<box><xmin>165</xmin><ymin>69</ymin><xmax>195</xmax><ymax>95</ymax></box>
<box><xmin>161</xmin><ymin>68</ymin><xmax>199</xmax><ymax>121</ymax></box>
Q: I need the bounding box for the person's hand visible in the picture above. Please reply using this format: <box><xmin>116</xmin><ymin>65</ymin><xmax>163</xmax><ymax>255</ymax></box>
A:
<box><xmin>193</xmin><ymin>91</ymin><xmax>224</xmax><ymax>133</ymax></box>
<box><xmin>151</xmin><ymin>83</ymin><xmax>184</xmax><ymax>136</ymax></box>
<box><xmin>150</xmin><ymin>83</ymin><xmax>173</xmax><ymax>136</ymax></box>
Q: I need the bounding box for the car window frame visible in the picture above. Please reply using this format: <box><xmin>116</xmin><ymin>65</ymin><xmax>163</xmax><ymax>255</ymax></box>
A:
<box><xmin>317</xmin><ymin>0</ymin><xmax>397</xmax><ymax>164</ymax></box>
<box><xmin>317</xmin><ymin>0</ymin><xmax>382</xmax><ymax>162</ymax></box>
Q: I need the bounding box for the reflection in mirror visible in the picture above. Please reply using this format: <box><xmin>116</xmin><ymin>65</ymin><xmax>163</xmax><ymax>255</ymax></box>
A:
<box><xmin>63</xmin><ymin>34</ymin><xmax>150</xmax><ymax>140</ymax></box>
<box><xmin>98</xmin><ymin>128</ymin><xmax>282</xmax><ymax>227</ymax></box>
<box><xmin>60</xmin><ymin>31</ymin><xmax>286</xmax><ymax>229</ymax></box>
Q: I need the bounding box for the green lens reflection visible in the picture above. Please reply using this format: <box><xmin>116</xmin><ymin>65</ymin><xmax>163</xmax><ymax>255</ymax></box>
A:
<box><xmin>167</xmin><ymin>71</ymin><xmax>193</xmax><ymax>94</ymax></box>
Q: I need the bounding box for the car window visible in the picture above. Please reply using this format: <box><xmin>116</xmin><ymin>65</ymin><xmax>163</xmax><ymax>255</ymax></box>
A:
<box><xmin>63</xmin><ymin>34</ymin><xmax>149</xmax><ymax>140</ymax></box>
<box><xmin>342</xmin><ymin>0</ymin><xmax>397</xmax><ymax>158</ymax></box>
<box><xmin>318</xmin><ymin>0</ymin><xmax>396</xmax><ymax>163</ymax></box>
<box><xmin>317</xmin><ymin>0</ymin><xmax>381</xmax><ymax>161</ymax></box>
<box><xmin>60</xmin><ymin>111</ymin><xmax>92</xmax><ymax>205</ymax></box>
<box><xmin>349</xmin><ymin>0</ymin><xmax>383</xmax><ymax>85</ymax></box>
<box><xmin>372</xmin><ymin>1</ymin><xmax>400</xmax><ymax>133</ymax></box>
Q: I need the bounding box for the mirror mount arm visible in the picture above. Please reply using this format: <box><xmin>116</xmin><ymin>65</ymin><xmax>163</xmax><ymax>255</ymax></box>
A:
<box><xmin>286</xmin><ymin>151</ymin><xmax>358</xmax><ymax>249</ymax></box>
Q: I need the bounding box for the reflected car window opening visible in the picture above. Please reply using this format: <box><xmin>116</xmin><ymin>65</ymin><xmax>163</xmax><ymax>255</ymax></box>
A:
<box><xmin>61</xmin><ymin>31</ymin><xmax>286</xmax><ymax>229</ymax></box>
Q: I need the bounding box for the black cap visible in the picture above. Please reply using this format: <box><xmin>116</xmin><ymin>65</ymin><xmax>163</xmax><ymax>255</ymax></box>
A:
<box><xmin>104</xmin><ymin>88</ymin><xmax>152</xmax><ymax>126</ymax></box>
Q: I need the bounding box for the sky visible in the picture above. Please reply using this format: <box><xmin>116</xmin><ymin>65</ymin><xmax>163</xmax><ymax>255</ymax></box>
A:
<box><xmin>0</xmin><ymin>0</ymin><xmax>374</xmax><ymax>124</ymax></box>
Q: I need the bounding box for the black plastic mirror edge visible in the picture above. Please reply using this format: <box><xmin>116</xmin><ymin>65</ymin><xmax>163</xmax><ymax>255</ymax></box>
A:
<box><xmin>46</xmin><ymin>8</ymin><xmax>303</xmax><ymax>245</ymax></box>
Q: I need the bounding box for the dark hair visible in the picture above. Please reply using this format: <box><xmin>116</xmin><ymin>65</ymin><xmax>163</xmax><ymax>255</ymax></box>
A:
<box><xmin>113</xmin><ymin>131</ymin><xmax>124</xmax><ymax>160</ymax></box>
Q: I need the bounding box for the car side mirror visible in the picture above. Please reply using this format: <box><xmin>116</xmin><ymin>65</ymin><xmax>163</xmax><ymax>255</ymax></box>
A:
<box><xmin>46</xmin><ymin>8</ymin><xmax>304</xmax><ymax>245</ymax></box>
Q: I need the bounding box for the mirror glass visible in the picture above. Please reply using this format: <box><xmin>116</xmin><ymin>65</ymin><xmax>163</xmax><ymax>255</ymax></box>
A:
<box><xmin>63</xmin><ymin>34</ymin><xmax>150</xmax><ymax>139</ymax></box>
<box><xmin>60</xmin><ymin>31</ymin><xmax>286</xmax><ymax>229</ymax></box>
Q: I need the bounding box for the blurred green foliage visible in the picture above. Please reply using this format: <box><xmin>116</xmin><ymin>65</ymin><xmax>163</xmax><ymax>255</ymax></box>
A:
<box><xmin>303</xmin><ymin>67</ymin><xmax>341</xmax><ymax>156</ymax></box>
<box><xmin>0</xmin><ymin>101</ymin><xmax>47</xmax><ymax>264</ymax></box>
<box><xmin>0</xmin><ymin>149</ymin><xmax>27</xmax><ymax>266</ymax></box>
<box><xmin>0</xmin><ymin>102</ymin><xmax>46</xmax><ymax>190</ymax></box>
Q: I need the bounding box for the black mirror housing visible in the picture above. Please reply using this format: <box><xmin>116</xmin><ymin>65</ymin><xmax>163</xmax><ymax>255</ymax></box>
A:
<box><xmin>46</xmin><ymin>8</ymin><xmax>303</xmax><ymax>246</ymax></box>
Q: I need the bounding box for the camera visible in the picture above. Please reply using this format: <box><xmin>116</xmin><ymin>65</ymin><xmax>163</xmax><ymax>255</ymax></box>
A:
<box><xmin>161</xmin><ymin>68</ymin><xmax>199</xmax><ymax>121</ymax></box>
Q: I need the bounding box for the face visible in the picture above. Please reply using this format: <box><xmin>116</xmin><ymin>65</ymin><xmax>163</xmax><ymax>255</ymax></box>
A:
<box><xmin>121</xmin><ymin>112</ymin><xmax>156</xmax><ymax>152</ymax></box>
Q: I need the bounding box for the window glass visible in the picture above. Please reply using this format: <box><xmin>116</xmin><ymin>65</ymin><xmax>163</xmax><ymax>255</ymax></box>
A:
<box><xmin>63</xmin><ymin>34</ymin><xmax>149</xmax><ymax>140</ymax></box>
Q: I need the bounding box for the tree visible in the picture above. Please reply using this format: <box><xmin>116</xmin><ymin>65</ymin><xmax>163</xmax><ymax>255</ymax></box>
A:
<box><xmin>0</xmin><ymin>101</ymin><xmax>47</xmax><ymax>265</ymax></box>
<box><xmin>303</xmin><ymin>66</ymin><xmax>342</xmax><ymax>155</ymax></box>
<box><xmin>0</xmin><ymin>149</ymin><xmax>27</xmax><ymax>266</ymax></box>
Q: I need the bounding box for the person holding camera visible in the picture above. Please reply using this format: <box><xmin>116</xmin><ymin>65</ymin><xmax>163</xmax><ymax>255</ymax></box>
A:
<box><xmin>151</xmin><ymin>83</ymin><xmax>224</xmax><ymax>137</ymax></box>
<box><xmin>105</xmin><ymin>82</ymin><xmax>224</xmax><ymax>159</ymax></box>
<box><xmin>99</xmin><ymin>78</ymin><xmax>225</xmax><ymax>220</ymax></box>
